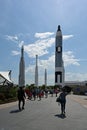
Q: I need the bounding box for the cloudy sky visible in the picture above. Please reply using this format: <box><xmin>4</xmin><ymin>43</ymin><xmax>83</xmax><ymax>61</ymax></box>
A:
<box><xmin>0</xmin><ymin>0</ymin><xmax>87</xmax><ymax>85</ymax></box>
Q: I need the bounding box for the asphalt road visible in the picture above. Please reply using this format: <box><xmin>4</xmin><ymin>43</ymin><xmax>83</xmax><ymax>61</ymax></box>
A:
<box><xmin>0</xmin><ymin>95</ymin><xmax>87</xmax><ymax>130</ymax></box>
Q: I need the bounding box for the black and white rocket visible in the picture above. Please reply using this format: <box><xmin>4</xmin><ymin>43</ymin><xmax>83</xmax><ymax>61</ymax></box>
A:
<box><xmin>55</xmin><ymin>25</ymin><xmax>65</xmax><ymax>87</ymax></box>
<box><xmin>19</xmin><ymin>46</ymin><xmax>25</xmax><ymax>87</ymax></box>
<box><xmin>35</xmin><ymin>55</ymin><xmax>38</xmax><ymax>87</ymax></box>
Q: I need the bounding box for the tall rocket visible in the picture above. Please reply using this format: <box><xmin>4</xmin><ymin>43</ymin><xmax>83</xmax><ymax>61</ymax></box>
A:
<box><xmin>55</xmin><ymin>25</ymin><xmax>65</xmax><ymax>87</ymax></box>
<box><xmin>35</xmin><ymin>55</ymin><xmax>38</xmax><ymax>87</ymax></box>
<box><xmin>19</xmin><ymin>46</ymin><xmax>25</xmax><ymax>87</ymax></box>
<box><xmin>44</xmin><ymin>69</ymin><xmax>47</xmax><ymax>87</ymax></box>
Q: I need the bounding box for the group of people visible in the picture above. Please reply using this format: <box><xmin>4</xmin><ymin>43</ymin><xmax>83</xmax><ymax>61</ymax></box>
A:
<box><xmin>25</xmin><ymin>88</ymin><xmax>45</xmax><ymax>100</ymax></box>
<box><xmin>17</xmin><ymin>87</ymin><xmax>49</xmax><ymax>111</ymax></box>
<box><xmin>17</xmin><ymin>86</ymin><xmax>68</xmax><ymax>116</ymax></box>
<box><xmin>25</xmin><ymin>88</ymin><xmax>59</xmax><ymax>100</ymax></box>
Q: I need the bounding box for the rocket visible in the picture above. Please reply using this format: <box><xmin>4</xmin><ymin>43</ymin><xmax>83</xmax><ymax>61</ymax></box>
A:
<box><xmin>35</xmin><ymin>55</ymin><xmax>38</xmax><ymax>87</ymax></box>
<box><xmin>55</xmin><ymin>25</ymin><xmax>65</xmax><ymax>87</ymax></box>
<box><xmin>44</xmin><ymin>69</ymin><xmax>47</xmax><ymax>87</ymax></box>
<box><xmin>19</xmin><ymin>46</ymin><xmax>25</xmax><ymax>87</ymax></box>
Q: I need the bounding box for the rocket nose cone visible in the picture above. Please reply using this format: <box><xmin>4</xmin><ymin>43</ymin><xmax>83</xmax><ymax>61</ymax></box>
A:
<box><xmin>58</xmin><ymin>25</ymin><xmax>61</xmax><ymax>31</ymax></box>
<box><xmin>56</xmin><ymin>25</ymin><xmax>62</xmax><ymax>36</ymax></box>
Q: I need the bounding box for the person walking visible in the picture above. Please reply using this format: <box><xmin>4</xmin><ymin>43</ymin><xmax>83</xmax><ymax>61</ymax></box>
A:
<box><xmin>32</xmin><ymin>88</ymin><xmax>36</xmax><ymax>100</ymax></box>
<box><xmin>58</xmin><ymin>88</ymin><xmax>67</xmax><ymax>115</ymax></box>
<box><xmin>17</xmin><ymin>87</ymin><xmax>26</xmax><ymax>110</ymax></box>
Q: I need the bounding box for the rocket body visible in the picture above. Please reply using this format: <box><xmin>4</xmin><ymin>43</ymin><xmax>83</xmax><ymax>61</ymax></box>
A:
<box><xmin>45</xmin><ymin>69</ymin><xmax>47</xmax><ymax>87</ymax></box>
<box><xmin>35</xmin><ymin>55</ymin><xmax>38</xmax><ymax>87</ymax></box>
<box><xmin>55</xmin><ymin>25</ymin><xmax>65</xmax><ymax>87</ymax></box>
<box><xmin>19</xmin><ymin>46</ymin><xmax>25</xmax><ymax>87</ymax></box>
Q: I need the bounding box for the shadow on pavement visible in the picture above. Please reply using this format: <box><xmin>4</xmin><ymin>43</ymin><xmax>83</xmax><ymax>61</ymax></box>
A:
<box><xmin>54</xmin><ymin>114</ymin><xmax>66</xmax><ymax>119</ymax></box>
<box><xmin>84</xmin><ymin>98</ymin><xmax>87</xmax><ymax>100</ymax></box>
<box><xmin>10</xmin><ymin>109</ymin><xmax>21</xmax><ymax>113</ymax></box>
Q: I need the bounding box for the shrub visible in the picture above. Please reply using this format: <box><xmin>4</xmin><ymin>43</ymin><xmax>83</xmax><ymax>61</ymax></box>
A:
<box><xmin>0</xmin><ymin>86</ymin><xmax>18</xmax><ymax>104</ymax></box>
<box><xmin>0</xmin><ymin>93</ymin><xmax>5</xmax><ymax>100</ymax></box>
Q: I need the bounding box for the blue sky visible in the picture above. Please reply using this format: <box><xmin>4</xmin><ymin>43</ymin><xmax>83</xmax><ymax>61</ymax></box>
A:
<box><xmin>0</xmin><ymin>0</ymin><xmax>87</xmax><ymax>85</ymax></box>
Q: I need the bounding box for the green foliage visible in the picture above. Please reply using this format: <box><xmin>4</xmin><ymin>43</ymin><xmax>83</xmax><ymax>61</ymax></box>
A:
<box><xmin>41</xmin><ymin>85</ymin><xmax>45</xmax><ymax>90</ymax></box>
<box><xmin>0</xmin><ymin>93</ymin><xmax>5</xmax><ymax>100</ymax></box>
<box><xmin>0</xmin><ymin>86</ymin><xmax>18</xmax><ymax>104</ymax></box>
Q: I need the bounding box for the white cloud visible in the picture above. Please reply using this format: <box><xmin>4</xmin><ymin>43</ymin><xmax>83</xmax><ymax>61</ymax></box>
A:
<box><xmin>24</xmin><ymin>33</ymin><xmax>74</xmax><ymax>58</ymax></box>
<box><xmin>63</xmin><ymin>51</ymin><xmax>80</xmax><ymax>66</ymax></box>
<box><xmin>35</xmin><ymin>32</ymin><xmax>73</xmax><ymax>40</ymax></box>
<box><xmin>38</xmin><ymin>55</ymin><xmax>55</xmax><ymax>69</ymax></box>
<box><xmin>5</xmin><ymin>35</ymin><xmax>24</xmax><ymax>48</ymax></box>
<box><xmin>63</xmin><ymin>35</ymin><xmax>74</xmax><ymax>40</ymax></box>
<box><xmin>38</xmin><ymin>51</ymin><xmax>80</xmax><ymax>69</ymax></box>
<box><xmin>25</xmin><ymin>51</ymin><xmax>80</xmax><ymax>74</ymax></box>
<box><xmin>5</xmin><ymin>35</ymin><xmax>18</xmax><ymax>42</ymax></box>
<box><xmin>24</xmin><ymin>38</ymin><xmax>55</xmax><ymax>58</ymax></box>
<box><xmin>12</xmin><ymin>50</ymin><xmax>20</xmax><ymax>55</ymax></box>
<box><xmin>65</xmin><ymin>72</ymin><xmax>87</xmax><ymax>81</ymax></box>
<box><xmin>38</xmin><ymin>51</ymin><xmax>80</xmax><ymax>74</ymax></box>
<box><xmin>5</xmin><ymin>33</ymin><xmax>74</xmax><ymax>59</ymax></box>
<box><xmin>25</xmin><ymin>62</ymin><xmax>55</xmax><ymax>85</ymax></box>
<box><xmin>25</xmin><ymin>65</ymin><xmax>35</xmax><ymax>73</ymax></box>
<box><xmin>25</xmin><ymin>55</ymin><xmax>55</xmax><ymax>75</ymax></box>
<box><xmin>35</xmin><ymin>32</ymin><xmax>54</xmax><ymax>39</ymax></box>
<box><xmin>19</xmin><ymin>41</ymin><xmax>24</xmax><ymax>48</ymax></box>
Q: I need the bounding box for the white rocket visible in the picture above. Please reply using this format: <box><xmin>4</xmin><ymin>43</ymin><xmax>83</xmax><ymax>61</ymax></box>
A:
<box><xmin>35</xmin><ymin>55</ymin><xmax>38</xmax><ymax>87</ymax></box>
<box><xmin>19</xmin><ymin>46</ymin><xmax>25</xmax><ymax>87</ymax></box>
<box><xmin>45</xmin><ymin>69</ymin><xmax>47</xmax><ymax>87</ymax></box>
<box><xmin>55</xmin><ymin>25</ymin><xmax>65</xmax><ymax>87</ymax></box>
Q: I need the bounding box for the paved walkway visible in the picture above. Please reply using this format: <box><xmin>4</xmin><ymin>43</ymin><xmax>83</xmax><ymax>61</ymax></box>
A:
<box><xmin>0</xmin><ymin>101</ymin><xmax>18</xmax><ymax>109</ymax></box>
<box><xmin>0</xmin><ymin>94</ymin><xmax>87</xmax><ymax>109</ymax></box>
<box><xmin>0</xmin><ymin>94</ymin><xmax>87</xmax><ymax>130</ymax></box>
<box><xmin>69</xmin><ymin>94</ymin><xmax>87</xmax><ymax>109</ymax></box>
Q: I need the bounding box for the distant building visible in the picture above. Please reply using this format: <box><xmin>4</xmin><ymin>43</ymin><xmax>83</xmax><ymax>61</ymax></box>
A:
<box><xmin>0</xmin><ymin>71</ymin><xmax>13</xmax><ymax>86</ymax></box>
<box><xmin>65</xmin><ymin>81</ymin><xmax>87</xmax><ymax>94</ymax></box>
<box><xmin>65</xmin><ymin>81</ymin><xmax>87</xmax><ymax>86</ymax></box>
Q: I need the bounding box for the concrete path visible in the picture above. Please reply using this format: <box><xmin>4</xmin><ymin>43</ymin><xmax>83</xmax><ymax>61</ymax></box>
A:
<box><xmin>0</xmin><ymin>94</ymin><xmax>87</xmax><ymax>130</ymax></box>
<box><xmin>69</xmin><ymin>94</ymin><xmax>87</xmax><ymax>108</ymax></box>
